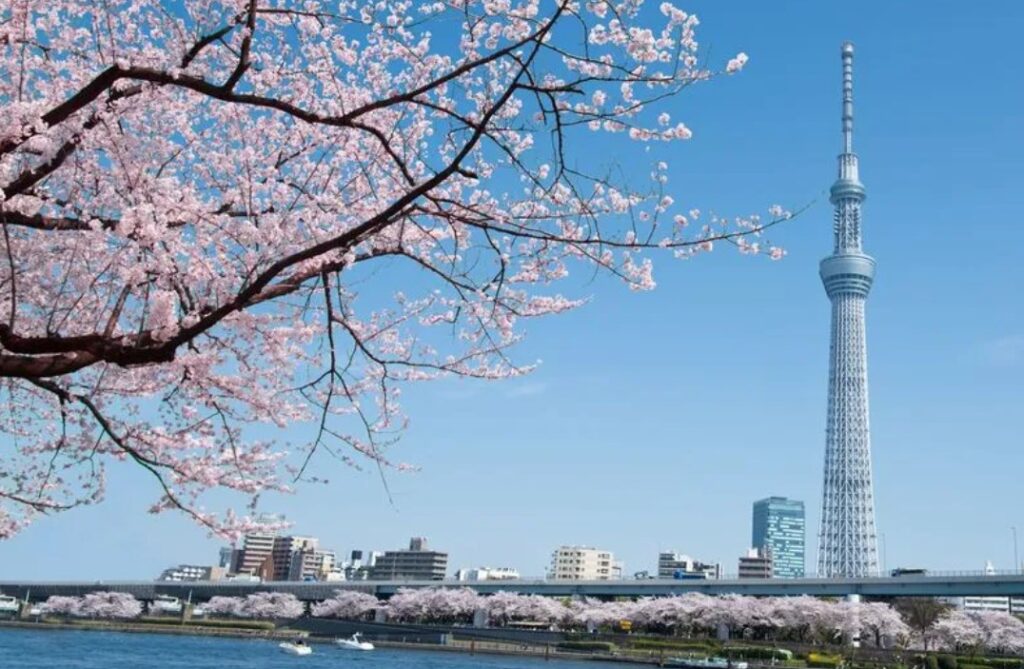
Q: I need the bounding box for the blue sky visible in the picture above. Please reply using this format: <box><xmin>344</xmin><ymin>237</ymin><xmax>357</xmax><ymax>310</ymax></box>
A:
<box><xmin>2</xmin><ymin>0</ymin><xmax>1022</xmax><ymax>580</ymax></box>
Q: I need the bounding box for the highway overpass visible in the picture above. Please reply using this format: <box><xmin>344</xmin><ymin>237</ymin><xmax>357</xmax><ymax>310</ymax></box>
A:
<box><xmin>2</xmin><ymin>574</ymin><xmax>1024</xmax><ymax>602</ymax></box>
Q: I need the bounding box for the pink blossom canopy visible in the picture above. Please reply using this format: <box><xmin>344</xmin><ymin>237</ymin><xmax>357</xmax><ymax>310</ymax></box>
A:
<box><xmin>0</xmin><ymin>0</ymin><xmax>785</xmax><ymax>538</ymax></box>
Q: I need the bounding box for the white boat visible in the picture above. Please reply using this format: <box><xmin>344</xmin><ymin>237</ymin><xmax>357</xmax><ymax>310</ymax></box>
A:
<box><xmin>151</xmin><ymin>595</ymin><xmax>183</xmax><ymax>615</ymax></box>
<box><xmin>336</xmin><ymin>632</ymin><xmax>374</xmax><ymax>651</ymax></box>
<box><xmin>279</xmin><ymin>641</ymin><xmax>313</xmax><ymax>656</ymax></box>
<box><xmin>0</xmin><ymin>595</ymin><xmax>20</xmax><ymax>614</ymax></box>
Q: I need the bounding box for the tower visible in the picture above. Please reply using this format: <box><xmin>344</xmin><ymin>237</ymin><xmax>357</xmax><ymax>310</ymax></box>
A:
<box><xmin>817</xmin><ymin>42</ymin><xmax>880</xmax><ymax>578</ymax></box>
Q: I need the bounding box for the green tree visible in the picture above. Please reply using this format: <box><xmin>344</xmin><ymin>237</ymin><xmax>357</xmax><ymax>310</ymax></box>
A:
<box><xmin>893</xmin><ymin>598</ymin><xmax>949</xmax><ymax>650</ymax></box>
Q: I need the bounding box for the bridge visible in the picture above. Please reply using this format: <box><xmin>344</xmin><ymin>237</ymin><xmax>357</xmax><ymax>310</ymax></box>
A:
<box><xmin>3</xmin><ymin>573</ymin><xmax>1024</xmax><ymax>603</ymax></box>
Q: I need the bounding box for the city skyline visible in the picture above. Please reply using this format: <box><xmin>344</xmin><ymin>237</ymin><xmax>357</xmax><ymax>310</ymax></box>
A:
<box><xmin>0</xmin><ymin>1</ymin><xmax>1021</xmax><ymax>580</ymax></box>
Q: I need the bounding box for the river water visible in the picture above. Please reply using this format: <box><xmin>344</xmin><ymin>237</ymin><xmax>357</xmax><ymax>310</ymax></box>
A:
<box><xmin>0</xmin><ymin>628</ymin><xmax>626</xmax><ymax>668</ymax></box>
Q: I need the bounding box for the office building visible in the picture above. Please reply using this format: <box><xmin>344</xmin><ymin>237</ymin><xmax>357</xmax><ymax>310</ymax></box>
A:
<box><xmin>271</xmin><ymin>535</ymin><xmax>318</xmax><ymax>581</ymax></box>
<box><xmin>738</xmin><ymin>547</ymin><xmax>773</xmax><ymax>579</ymax></box>
<box><xmin>232</xmin><ymin>530</ymin><xmax>277</xmax><ymax>576</ymax></box>
<box><xmin>369</xmin><ymin>537</ymin><xmax>448</xmax><ymax>580</ymax></box>
<box><xmin>229</xmin><ymin>513</ymin><xmax>285</xmax><ymax>577</ymax></box>
<box><xmin>752</xmin><ymin>497</ymin><xmax>806</xmax><ymax>578</ymax></box>
<box><xmin>549</xmin><ymin>546</ymin><xmax>620</xmax><ymax>581</ymax></box>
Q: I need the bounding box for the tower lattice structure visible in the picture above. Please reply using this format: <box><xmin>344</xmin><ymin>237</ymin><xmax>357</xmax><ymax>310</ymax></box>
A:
<box><xmin>817</xmin><ymin>42</ymin><xmax>880</xmax><ymax>578</ymax></box>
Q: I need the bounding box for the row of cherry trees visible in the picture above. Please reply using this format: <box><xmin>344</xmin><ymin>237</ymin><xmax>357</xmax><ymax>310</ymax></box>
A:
<box><xmin>316</xmin><ymin>589</ymin><xmax>910</xmax><ymax>647</ymax></box>
<box><xmin>312</xmin><ymin>588</ymin><xmax>1024</xmax><ymax>655</ymax></box>
<box><xmin>36</xmin><ymin>589</ymin><xmax>1024</xmax><ymax>655</ymax></box>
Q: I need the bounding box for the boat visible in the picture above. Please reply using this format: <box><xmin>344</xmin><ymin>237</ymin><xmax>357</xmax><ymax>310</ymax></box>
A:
<box><xmin>151</xmin><ymin>595</ymin><xmax>182</xmax><ymax>615</ymax></box>
<box><xmin>279</xmin><ymin>641</ymin><xmax>313</xmax><ymax>656</ymax></box>
<box><xmin>0</xmin><ymin>595</ymin><xmax>20</xmax><ymax>615</ymax></box>
<box><xmin>336</xmin><ymin>632</ymin><xmax>374</xmax><ymax>651</ymax></box>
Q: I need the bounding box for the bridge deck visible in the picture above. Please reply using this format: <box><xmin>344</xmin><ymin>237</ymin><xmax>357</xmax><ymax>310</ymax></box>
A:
<box><xmin>2</xmin><ymin>575</ymin><xmax>1024</xmax><ymax>602</ymax></box>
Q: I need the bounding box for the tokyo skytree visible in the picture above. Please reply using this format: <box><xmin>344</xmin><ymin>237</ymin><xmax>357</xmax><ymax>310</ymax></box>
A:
<box><xmin>817</xmin><ymin>42</ymin><xmax>880</xmax><ymax>578</ymax></box>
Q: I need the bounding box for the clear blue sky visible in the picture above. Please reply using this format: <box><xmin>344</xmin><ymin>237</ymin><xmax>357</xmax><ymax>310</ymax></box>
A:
<box><xmin>2</xmin><ymin>0</ymin><xmax>1022</xmax><ymax>580</ymax></box>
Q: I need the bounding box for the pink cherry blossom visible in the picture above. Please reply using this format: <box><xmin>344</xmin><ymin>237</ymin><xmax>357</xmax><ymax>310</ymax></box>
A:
<box><xmin>68</xmin><ymin>592</ymin><xmax>143</xmax><ymax>619</ymax></box>
<box><xmin>726</xmin><ymin>53</ymin><xmax>749</xmax><ymax>74</ymax></box>
<box><xmin>0</xmin><ymin>0</ymin><xmax>786</xmax><ymax>537</ymax></box>
<box><xmin>204</xmin><ymin>592</ymin><xmax>303</xmax><ymax>619</ymax></box>
<box><xmin>311</xmin><ymin>590</ymin><xmax>380</xmax><ymax>620</ymax></box>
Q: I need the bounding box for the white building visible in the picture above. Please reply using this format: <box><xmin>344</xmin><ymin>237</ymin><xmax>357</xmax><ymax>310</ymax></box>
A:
<box><xmin>657</xmin><ymin>551</ymin><xmax>721</xmax><ymax>579</ymax></box>
<box><xmin>946</xmin><ymin>562</ymin><xmax>1024</xmax><ymax>614</ymax></box>
<box><xmin>548</xmin><ymin>546</ymin><xmax>620</xmax><ymax>581</ymax></box>
<box><xmin>455</xmin><ymin>567</ymin><xmax>520</xmax><ymax>581</ymax></box>
<box><xmin>158</xmin><ymin>564</ymin><xmax>226</xmax><ymax>582</ymax></box>
<box><xmin>738</xmin><ymin>547</ymin><xmax>774</xmax><ymax>579</ymax></box>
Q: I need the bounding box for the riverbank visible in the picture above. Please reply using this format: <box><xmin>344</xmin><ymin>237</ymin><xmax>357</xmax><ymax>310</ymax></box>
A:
<box><xmin>0</xmin><ymin>618</ymin><xmax>301</xmax><ymax>641</ymax></box>
<box><xmin>372</xmin><ymin>638</ymin><xmax>668</xmax><ymax>665</ymax></box>
<box><xmin>0</xmin><ymin>619</ymin><xmax>695</xmax><ymax>666</ymax></box>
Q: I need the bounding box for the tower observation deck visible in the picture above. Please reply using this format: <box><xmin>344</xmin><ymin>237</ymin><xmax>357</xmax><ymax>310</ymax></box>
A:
<box><xmin>817</xmin><ymin>42</ymin><xmax>880</xmax><ymax>578</ymax></box>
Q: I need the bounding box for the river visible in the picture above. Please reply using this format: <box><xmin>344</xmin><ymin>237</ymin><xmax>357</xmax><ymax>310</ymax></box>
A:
<box><xmin>0</xmin><ymin>627</ymin><xmax>628</xmax><ymax>668</ymax></box>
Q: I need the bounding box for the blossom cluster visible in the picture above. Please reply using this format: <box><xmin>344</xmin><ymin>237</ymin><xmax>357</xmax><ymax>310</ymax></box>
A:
<box><xmin>39</xmin><ymin>592</ymin><xmax>142</xmax><ymax>619</ymax></box>
<box><xmin>0</xmin><ymin>0</ymin><xmax>789</xmax><ymax>537</ymax></box>
<box><xmin>202</xmin><ymin>592</ymin><xmax>304</xmax><ymax>619</ymax></box>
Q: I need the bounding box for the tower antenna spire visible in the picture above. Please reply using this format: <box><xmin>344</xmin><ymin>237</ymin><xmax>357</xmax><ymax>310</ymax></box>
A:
<box><xmin>841</xmin><ymin>42</ymin><xmax>854</xmax><ymax>153</ymax></box>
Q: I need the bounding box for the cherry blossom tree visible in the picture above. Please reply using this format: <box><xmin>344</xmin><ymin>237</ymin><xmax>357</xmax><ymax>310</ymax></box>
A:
<box><xmin>386</xmin><ymin>587</ymin><xmax>481</xmax><ymax>623</ymax></box>
<box><xmin>202</xmin><ymin>591</ymin><xmax>303</xmax><ymax>618</ymax></box>
<box><xmin>39</xmin><ymin>595</ymin><xmax>82</xmax><ymax>616</ymax></box>
<box><xmin>933</xmin><ymin>610</ymin><xmax>1024</xmax><ymax>655</ymax></box>
<box><xmin>480</xmin><ymin>591</ymin><xmax>568</xmax><ymax>626</ymax></box>
<box><xmin>630</xmin><ymin>593</ymin><xmax>707</xmax><ymax>635</ymax></box>
<box><xmin>311</xmin><ymin>589</ymin><xmax>380</xmax><ymax>620</ymax></box>
<box><xmin>976</xmin><ymin>610</ymin><xmax>1024</xmax><ymax>655</ymax></box>
<box><xmin>568</xmin><ymin>597</ymin><xmax>633</xmax><ymax>630</ymax></box>
<box><xmin>854</xmin><ymin>601</ymin><xmax>910</xmax><ymax>649</ymax></box>
<box><xmin>237</xmin><ymin>591</ymin><xmax>304</xmax><ymax>619</ymax></box>
<box><xmin>0</xmin><ymin>0</ymin><xmax>788</xmax><ymax>538</ymax></box>
<box><xmin>203</xmin><ymin>595</ymin><xmax>245</xmax><ymax>617</ymax></box>
<box><xmin>78</xmin><ymin>591</ymin><xmax>143</xmax><ymax>619</ymax></box>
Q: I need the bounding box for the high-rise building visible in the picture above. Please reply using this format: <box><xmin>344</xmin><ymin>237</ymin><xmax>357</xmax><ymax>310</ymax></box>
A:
<box><xmin>233</xmin><ymin>530</ymin><xmax>277</xmax><ymax>576</ymax></box>
<box><xmin>657</xmin><ymin>552</ymin><xmax>721</xmax><ymax>580</ymax></box>
<box><xmin>818</xmin><ymin>42</ymin><xmax>881</xmax><ymax>578</ymax></box>
<box><xmin>752</xmin><ymin>497</ymin><xmax>806</xmax><ymax>578</ymax></box>
<box><xmin>369</xmin><ymin>537</ymin><xmax>448</xmax><ymax>580</ymax></box>
<box><xmin>738</xmin><ymin>547</ymin><xmax>773</xmax><ymax>579</ymax></box>
<box><xmin>271</xmin><ymin>535</ymin><xmax>318</xmax><ymax>581</ymax></box>
<box><xmin>229</xmin><ymin>513</ymin><xmax>286</xmax><ymax>577</ymax></box>
<box><xmin>548</xmin><ymin>546</ymin><xmax>620</xmax><ymax>581</ymax></box>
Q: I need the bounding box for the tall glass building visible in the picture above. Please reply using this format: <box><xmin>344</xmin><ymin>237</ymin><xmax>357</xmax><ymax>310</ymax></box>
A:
<box><xmin>752</xmin><ymin>497</ymin><xmax>806</xmax><ymax>578</ymax></box>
